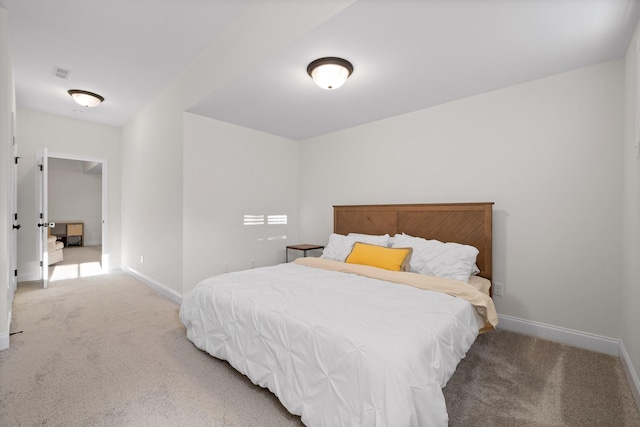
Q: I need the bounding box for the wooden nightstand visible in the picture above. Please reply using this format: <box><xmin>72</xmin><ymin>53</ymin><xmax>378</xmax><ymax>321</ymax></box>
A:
<box><xmin>286</xmin><ymin>244</ymin><xmax>325</xmax><ymax>262</ymax></box>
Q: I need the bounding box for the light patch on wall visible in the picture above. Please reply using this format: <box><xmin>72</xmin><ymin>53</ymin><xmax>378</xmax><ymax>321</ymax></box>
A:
<box><xmin>257</xmin><ymin>235</ymin><xmax>287</xmax><ymax>242</ymax></box>
<box><xmin>243</xmin><ymin>215</ymin><xmax>265</xmax><ymax>225</ymax></box>
<box><xmin>244</xmin><ymin>214</ymin><xmax>288</xmax><ymax>225</ymax></box>
<box><xmin>267</xmin><ymin>235</ymin><xmax>287</xmax><ymax>241</ymax></box>
<box><xmin>246</xmin><ymin>214</ymin><xmax>288</xmax><ymax>241</ymax></box>
<box><xmin>267</xmin><ymin>214</ymin><xmax>287</xmax><ymax>225</ymax></box>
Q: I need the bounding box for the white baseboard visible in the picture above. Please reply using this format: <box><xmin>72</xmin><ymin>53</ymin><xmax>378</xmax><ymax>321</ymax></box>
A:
<box><xmin>2</xmin><ymin>290</ymin><xmax>13</xmax><ymax>351</ymax></box>
<box><xmin>497</xmin><ymin>314</ymin><xmax>620</xmax><ymax>356</ymax></box>
<box><xmin>17</xmin><ymin>273</ymin><xmax>40</xmax><ymax>283</ymax></box>
<box><xmin>620</xmin><ymin>341</ymin><xmax>640</xmax><ymax>409</ymax></box>
<box><xmin>125</xmin><ymin>267</ymin><xmax>182</xmax><ymax>305</ymax></box>
<box><xmin>0</xmin><ymin>333</ymin><xmax>8</xmax><ymax>351</ymax></box>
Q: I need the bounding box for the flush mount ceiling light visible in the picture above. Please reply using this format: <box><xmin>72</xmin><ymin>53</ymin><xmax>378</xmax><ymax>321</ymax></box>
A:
<box><xmin>307</xmin><ymin>57</ymin><xmax>353</xmax><ymax>90</ymax></box>
<box><xmin>68</xmin><ymin>89</ymin><xmax>104</xmax><ymax>107</ymax></box>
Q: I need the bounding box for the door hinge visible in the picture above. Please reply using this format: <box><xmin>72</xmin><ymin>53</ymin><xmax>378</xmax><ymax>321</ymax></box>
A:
<box><xmin>40</xmin><ymin>213</ymin><xmax>43</xmax><ymax>219</ymax></box>
<box><xmin>39</xmin><ymin>164</ymin><xmax>43</xmax><ymax>171</ymax></box>
<box><xmin>14</xmin><ymin>213</ymin><xmax>17</xmax><ymax>221</ymax></box>
<box><xmin>40</xmin><ymin>261</ymin><xmax>43</xmax><ymax>267</ymax></box>
<box><xmin>14</xmin><ymin>269</ymin><xmax>17</xmax><ymax>277</ymax></box>
<box><xmin>14</xmin><ymin>156</ymin><xmax>20</xmax><ymax>164</ymax></box>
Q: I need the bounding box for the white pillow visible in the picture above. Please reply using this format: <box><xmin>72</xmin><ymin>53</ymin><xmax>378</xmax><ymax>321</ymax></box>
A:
<box><xmin>392</xmin><ymin>233</ymin><xmax>479</xmax><ymax>282</ymax></box>
<box><xmin>321</xmin><ymin>233</ymin><xmax>391</xmax><ymax>262</ymax></box>
<box><xmin>347</xmin><ymin>233</ymin><xmax>391</xmax><ymax>247</ymax></box>
<box><xmin>321</xmin><ymin>234</ymin><xmax>357</xmax><ymax>262</ymax></box>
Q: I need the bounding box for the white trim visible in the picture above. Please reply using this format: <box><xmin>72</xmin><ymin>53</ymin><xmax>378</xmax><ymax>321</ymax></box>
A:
<box><xmin>0</xmin><ymin>332</ymin><xmax>8</xmax><ymax>351</ymax></box>
<box><xmin>620</xmin><ymin>341</ymin><xmax>640</xmax><ymax>409</ymax></box>
<box><xmin>17</xmin><ymin>272</ymin><xmax>40</xmax><ymax>283</ymax></box>
<box><xmin>1</xmin><ymin>305</ymin><xmax>11</xmax><ymax>350</ymax></box>
<box><xmin>46</xmin><ymin>151</ymin><xmax>106</xmax><ymax>164</ymax></box>
<box><xmin>497</xmin><ymin>314</ymin><xmax>620</xmax><ymax>356</ymax></box>
<box><xmin>125</xmin><ymin>267</ymin><xmax>182</xmax><ymax>305</ymax></box>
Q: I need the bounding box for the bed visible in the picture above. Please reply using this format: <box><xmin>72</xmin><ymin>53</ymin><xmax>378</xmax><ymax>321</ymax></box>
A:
<box><xmin>180</xmin><ymin>202</ymin><xmax>497</xmax><ymax>427</ymax></box>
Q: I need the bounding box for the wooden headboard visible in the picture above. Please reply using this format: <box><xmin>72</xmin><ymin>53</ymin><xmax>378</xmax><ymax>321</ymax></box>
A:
<box><xmin>334</xmin><ymin>203</ymin><xmax>494</xmax><ymax>281</ymax></box>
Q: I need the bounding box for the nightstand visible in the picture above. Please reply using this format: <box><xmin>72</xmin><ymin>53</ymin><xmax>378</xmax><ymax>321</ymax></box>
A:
<box><xmin>286</xmin><ymin>244</ymin><xmax>325</xmax><ymax>262</ymax></box>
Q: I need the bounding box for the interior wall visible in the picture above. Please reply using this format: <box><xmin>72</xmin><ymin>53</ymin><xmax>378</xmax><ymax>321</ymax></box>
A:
<box><xmin>0</xmin><ymin>6</ymin><xmax>15</xmax><ymax>349</ymax></box>
<box><xmin>120</xmin><ymin>0</ymin><xmax>354</xmax><ymax>295</ymax></box>
<box><xmin>182</xmin><ymin>113</ymin><xmax>299</xmax><ymax>293</ymax></box>
<box><xmin>48</xmin><ymin>158</ymin><xmax>102</xmax><ymax>246</ymax></box>
<box><xmin>16</xmin><ymin>109</ymin><xmax>121</xmax><ymax>280</ymax></box>
<box><xmin>120</xmin><ymin>98</ymin><xmax>184</xmax><ymax>292</ymax></box>
<box><xmin>299</xmin><ymin>60</ymin><xmax>624</xmax><ymax>340</ymax></box>
<box><xmin>623</xmin><ymin>21</ymin><xmax>640</xmax><ymax>393</ymax></box>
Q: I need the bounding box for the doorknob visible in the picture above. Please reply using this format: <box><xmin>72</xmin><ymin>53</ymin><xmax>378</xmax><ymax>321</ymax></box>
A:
<box><xmin>12</xmin><ymin>224</ymin><xmax>21</xmax><ymax>230</ymax></box>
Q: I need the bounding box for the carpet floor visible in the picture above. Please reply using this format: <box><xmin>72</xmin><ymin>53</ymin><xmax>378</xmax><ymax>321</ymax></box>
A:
<box><xmin>1</xmin><ymin>271</ymin><xmax>638</xmax><ymax>426</ymax></box>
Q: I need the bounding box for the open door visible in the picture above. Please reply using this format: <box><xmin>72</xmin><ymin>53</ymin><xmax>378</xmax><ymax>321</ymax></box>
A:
<box><xmin>39</xmin><ymin>153</ymin><xmax>109</xmax><ymax>282</ymax></box>
<box><xmin>36</xmin><ymin>148</ymin><xmax>49</xmax><ymax>288</ymax></box>
<box><xmin>9</xmin><ymin>112</ymin><xmax>18</xmax><ymax>300</ymax></box>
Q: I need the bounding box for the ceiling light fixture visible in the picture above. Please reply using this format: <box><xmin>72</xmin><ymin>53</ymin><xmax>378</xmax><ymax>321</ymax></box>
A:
<box><xmin>307</xmin><ymin>57</ymin><xmax>353</xmax><ymax>90</ymax></box>
<box><xmin>68</xmin><ymin>89</ymin><xmax>104</xmax><ymax>107</ymax></box>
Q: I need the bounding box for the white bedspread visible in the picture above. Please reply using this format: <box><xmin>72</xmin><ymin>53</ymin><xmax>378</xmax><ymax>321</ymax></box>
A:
<box><xmin>180</xmin><ymin>262</ymin><xmax>483</xmax><ymax>427</ymax></box>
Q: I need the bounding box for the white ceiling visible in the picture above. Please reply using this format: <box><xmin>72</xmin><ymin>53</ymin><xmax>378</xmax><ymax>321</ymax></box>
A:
<box><xmin>2</xmin><ymin>0</ymin><xmax>640</xmax><ymax>141</ymax></box>
<box><xmin>0</xmin><ymin>0</ymin><xmax>254</xmax><ymax>126</ymax></box>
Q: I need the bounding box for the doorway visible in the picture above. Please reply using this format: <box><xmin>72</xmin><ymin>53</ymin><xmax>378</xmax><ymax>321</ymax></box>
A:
<box><xmin>37</xmin><ymin>151</ymin><xmax>108</xmax><ymax>287</ymax></box>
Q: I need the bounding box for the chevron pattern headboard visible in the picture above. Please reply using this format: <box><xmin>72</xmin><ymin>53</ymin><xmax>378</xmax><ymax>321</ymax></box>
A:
<box><xmin>333</xmin><ymin>203</ymin><xmax>493</xmax><ymax>282</ymax></box>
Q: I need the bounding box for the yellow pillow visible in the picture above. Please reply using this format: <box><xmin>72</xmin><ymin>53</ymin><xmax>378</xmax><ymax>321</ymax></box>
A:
<box><xmin>345</xmin><ymin>242</ymin><xmax>412</xmax><ymax>272</ymax></box>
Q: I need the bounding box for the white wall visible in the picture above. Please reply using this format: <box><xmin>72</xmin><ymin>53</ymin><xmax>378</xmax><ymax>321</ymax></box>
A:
<box><xmin>0</xmin><ymin>6</ymin><xmax>15</xmax><ymax>349</ymax></box>
<box><xmin>623</xmin><ymin>21</ymin><xmax>640</xmax><ymax>397</ymax></box>
<box><xmin>48</xmin><ymin>158</ymin><xmax>102</xmax><ymax>246</ymax></box>
<box><xmin>16</xmin><ymin>109</ymin><xmax>121</xmax><ymax>280</ymax></box>
<box><xmin>121</xmin><ymin>0</ymin><xmax>354</xmax><ymax>295</ymax></box>
<box><xmin>299</xmin><ymin>60</ymin><xmax>624</xmax><ymax>340</ymax></box>
<box><xmin>120</xmin><ymin>87</ymin><xmax>185</xmax><ymax>293</ymax></box>
<box><xmin>182</xmin><ymin>113</ymin><xmax>299</xmax><ymax>293</ymax></box>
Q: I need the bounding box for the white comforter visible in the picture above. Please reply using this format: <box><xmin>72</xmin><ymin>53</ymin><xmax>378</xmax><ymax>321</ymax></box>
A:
<box><xmin>180</xmin><ymin>261</ymin><xmax>483</xmax><ymax>427</ymax></box>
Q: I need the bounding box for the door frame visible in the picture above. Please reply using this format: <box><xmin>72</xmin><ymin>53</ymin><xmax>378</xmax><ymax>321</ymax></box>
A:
<box><xmin>8</xmin><ymin>112</ymin><xmax>17</xmax><ymax>303</ymax></box>
<box><xmin>36</xmin><ymin>148</ymin><xmax>48</xmax><ymax>287</ymax></box>
<box><xmin>38</xmin><ymin>150</ymin><xmax>109</xmax><ymax>283</ymax></box>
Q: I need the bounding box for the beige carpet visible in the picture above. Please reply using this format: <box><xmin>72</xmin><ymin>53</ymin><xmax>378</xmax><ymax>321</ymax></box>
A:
<box><xmin>48</xmin><ymin>245</ymin><xmax>103</xmax><ymax>282</ymax></box>
<box><xmin>1</xmin><ymin>271</ymin><xmax>639</xmax><ymax>426</ymax></box>
<box><xmin>443</xmin><ymin>329</ymin><xmax>640</xmax><ymax>426</ymax></box>
<box><xmin>2</xmin><ymin>272</ymin><xmax>301</xmax><ymax>427</ymax></box>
